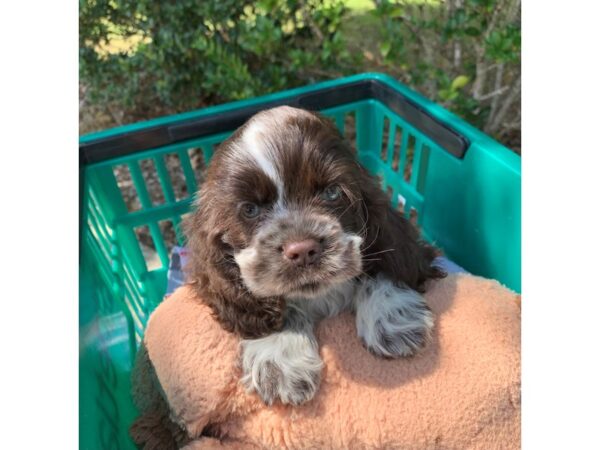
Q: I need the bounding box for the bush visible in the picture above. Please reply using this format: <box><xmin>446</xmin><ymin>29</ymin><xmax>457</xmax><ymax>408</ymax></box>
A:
<box><xmin>80</xmin><ymin>0</ymin><xmax>520</xmax><ymax>151</ymax></box>
<box><xmin>80</xmin><ymin>0</ymin><xmax>356</xmax><ymax>125</ymax></box>
<box><xmin>373</xmin><ymin>0</ymin><xmax>521</xmax><ymax>150</ymax></box>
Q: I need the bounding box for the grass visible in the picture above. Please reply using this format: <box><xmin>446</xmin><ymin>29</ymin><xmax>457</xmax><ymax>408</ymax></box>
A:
<box><xmin>342</xmin><ymin>0</ymin><xmax>441</xmax><ymax>9</ymax></box>
<box><xmin>340</xmin><ymin>0</ymin><xmax>375</xmax><ymax>11</ymax></box>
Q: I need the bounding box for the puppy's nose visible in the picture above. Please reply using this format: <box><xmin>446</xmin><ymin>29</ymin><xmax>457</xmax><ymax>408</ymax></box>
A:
<box><xmin>282</xmin><ymin>239</ymin><xmax>322</xmax><ymax>267</ymax></box>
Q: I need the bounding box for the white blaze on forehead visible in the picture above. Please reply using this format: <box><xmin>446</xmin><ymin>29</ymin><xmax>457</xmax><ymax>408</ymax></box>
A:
<box><xmin>241</xmin><ymin>120</ymin><xmax>281</xmax><ymax>190</ymax></box>
<box><xmin>234</xmin><ymin>106</ymin><xmax>313</xmax><ymax>200</ymax></box>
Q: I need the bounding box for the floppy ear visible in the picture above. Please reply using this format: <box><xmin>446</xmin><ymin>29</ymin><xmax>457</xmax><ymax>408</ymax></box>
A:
<box><xmin>357</xmin><ymin>168</ymin><xmax>446</xmax><ymax>292</ymax></box>
<box><xmin>184</xmin><ymin>186</ymin><xmax>284</xmax><ymax>339</ymax></box>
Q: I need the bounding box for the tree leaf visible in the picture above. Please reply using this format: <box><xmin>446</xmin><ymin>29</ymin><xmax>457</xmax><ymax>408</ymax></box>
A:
<box><xmin>451</xmin><ymin>75</ymin><xmax>470</xmax><ymax>91</ymax></box>
<box><xmin>465</xmin><ymin>26</ymin><xmax>481</xmax><ymax>36</ymax></box>
<box><xmin>380</xmin><ymin>40</ymin><xmax>392</xmax><ymax>58</ymax></box>
<box><xmin>389</xmin><ymin>7</ymin><xmax>404</xmax><ymax>19</ymax></box>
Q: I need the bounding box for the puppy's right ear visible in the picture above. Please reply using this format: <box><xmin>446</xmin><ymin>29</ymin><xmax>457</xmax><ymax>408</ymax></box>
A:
<box><xmin>184</xmin><ymin>189</ymin><xmax>284</xmax><ymax>339</ymax></box>
<box><xmin>355</xmin><ymin>167</ymin><xmax>445</xmax><ymax>293</ymax></box>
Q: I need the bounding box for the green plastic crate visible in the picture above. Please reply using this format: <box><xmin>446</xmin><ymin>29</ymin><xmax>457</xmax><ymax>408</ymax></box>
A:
<box><xmin>79</xmin><ymin>73</ymin><xmax>520</xmax><ymax>449</ymax></box>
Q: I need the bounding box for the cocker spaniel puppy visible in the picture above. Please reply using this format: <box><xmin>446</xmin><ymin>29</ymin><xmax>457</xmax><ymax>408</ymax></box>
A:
<box><xmin>185</xmin><ymin>106</ymin><xmax>445</xmax><ymax>405</ymax></box>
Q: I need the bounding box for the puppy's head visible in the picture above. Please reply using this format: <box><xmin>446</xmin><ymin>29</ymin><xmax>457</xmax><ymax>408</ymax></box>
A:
<box><xmin>192</xmin><ymin>106</ymin><xmax>366</xmax><ymax>299</ymax></box>
<box><xmin>186</xmin><ymin>106</ymin><xmax>443</xmax><ymax>334</ymax></box>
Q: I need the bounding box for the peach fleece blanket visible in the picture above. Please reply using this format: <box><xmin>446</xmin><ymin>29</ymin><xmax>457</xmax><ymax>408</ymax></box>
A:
<box><xmin>130</xmin><ymin>274</ymin><xmax>521</xmax><ymax>450</ymax></box>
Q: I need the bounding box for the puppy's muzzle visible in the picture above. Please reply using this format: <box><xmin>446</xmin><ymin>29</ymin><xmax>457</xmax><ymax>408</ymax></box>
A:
<box><xmin>282</xmin><ymin>239</ymin><xmax>323</xmax><ymax>267</ymax></box>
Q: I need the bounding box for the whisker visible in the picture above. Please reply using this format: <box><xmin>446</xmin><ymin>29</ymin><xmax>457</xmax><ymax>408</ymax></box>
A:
<box><xmin>355</xmin><ymin>199</ymin><xmax>369</xmax><ymax>238</ymax></box>
<box><xmin>360</xmin><ymin>225</ymin><xmax>380</xmax><ymax>253</ymax></box>
<box><xmin>336</xmin><ymin>197</ymin><xmax>358</xmax><ymax>218</ymax></box>
<box><xmin>362</xmin><ymin>248</ymin><xmax>395</xmax><ymax>257</ymax></box>
<box><xmin>360</xmin><ymin>271</ymin><xmax>376</xmax><ymax>282</ymax></box>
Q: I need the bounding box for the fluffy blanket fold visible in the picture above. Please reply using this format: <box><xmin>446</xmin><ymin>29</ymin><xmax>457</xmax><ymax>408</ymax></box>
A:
<box><xmin>131</xmin><ymin>274</ymin><xmax>521</xmax><ymax>449</ymax></box>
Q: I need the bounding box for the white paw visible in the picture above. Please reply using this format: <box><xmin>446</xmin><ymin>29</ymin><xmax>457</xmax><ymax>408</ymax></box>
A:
<box><xmin>355</xmin><ymin>276</ymin><xmax>434</xmax><ymax>358</ymax></box>
<box><xmin>240</xmin><ymin>330</ymin><xmax>323</xmax><ymax>405</ymax></box>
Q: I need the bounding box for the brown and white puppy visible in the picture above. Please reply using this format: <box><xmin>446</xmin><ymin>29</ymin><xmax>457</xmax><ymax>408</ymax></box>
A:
<box><xmin>185</xmin><ymin>106</ymin><xmax>445</xmax><ymax>405</ymax></box>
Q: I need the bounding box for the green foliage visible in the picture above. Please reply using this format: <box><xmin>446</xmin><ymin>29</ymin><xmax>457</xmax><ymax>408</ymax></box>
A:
<box><xmin>80</xmin><ymin>0</ymin><xmax>520</xmax><ymax>150</ymax></box>
<box><xmin>372</xmin><ymin>0</ymin><xmax>521</xmax><ymax>143</ymax></box>
<box><xmin>80</xmin><ymin>0</ymin><xmax>355</xmax><ymax>120</ymax></box>
<box><xmin>485</xmin><ymin>25</ymin><xmax>521</xmax><ymax>62</ymax></box>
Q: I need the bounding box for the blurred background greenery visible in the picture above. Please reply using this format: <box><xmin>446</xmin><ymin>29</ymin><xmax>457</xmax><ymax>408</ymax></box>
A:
<box><xmin>79</xmin><ymin>0</ymin><xmax>520</xmax><ymax>152</ymax></box>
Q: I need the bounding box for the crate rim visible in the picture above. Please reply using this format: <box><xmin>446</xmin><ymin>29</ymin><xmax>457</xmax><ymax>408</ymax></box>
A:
<box><xmin>79</xmin><ymin>72</ymin><xmax>520</xmax><ymax>175</ymax></box>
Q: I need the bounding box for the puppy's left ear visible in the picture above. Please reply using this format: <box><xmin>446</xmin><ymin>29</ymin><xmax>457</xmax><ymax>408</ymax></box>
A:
<box><xmin>357</xmin><ymin>168</ymin><xmax>446</xmax><ymax>292</ymax></box>
<box><xmin>183</xmin><ymin>184</ymin><xmax>285</xmax><ymax>339</ymax></box>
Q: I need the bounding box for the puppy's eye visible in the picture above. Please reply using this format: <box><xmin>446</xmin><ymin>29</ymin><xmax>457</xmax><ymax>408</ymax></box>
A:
<box><xmin>240</xmin><ymin>202</ymin><xmax>260</xmax><ymax>219</ymax></box>
<box><xmin>321</xmin><ymin>184</ymin><xmax>342</xmax><ymax>202</ymax></box>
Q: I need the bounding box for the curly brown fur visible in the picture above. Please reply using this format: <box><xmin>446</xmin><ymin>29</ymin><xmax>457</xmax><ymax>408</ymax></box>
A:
<box><xmin>184</xmin><ymin>149</ymin><xmax>285</xmax><ymax>339</ymax></box>
<box><xmin>356</xmin><ymin>168</ymin><xmax>445</xmax><ymax>292</ymax></box>
<box><xmin>185</xmin><ymin>106</ymin><xmax>445</xmax><ymax>341</ymax></box>
<box><xmin>130</xmin><ymin>343</ymin><xmax>192</xmax><ymax>449</ymax></box>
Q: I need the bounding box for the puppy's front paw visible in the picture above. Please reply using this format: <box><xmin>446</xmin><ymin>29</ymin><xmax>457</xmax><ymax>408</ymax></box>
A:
<box><xmin>241</xmin><ymin>333</ymin><xmax>323</xmax><ymax>405</ymax></box>
<box><xmin>356</xmin><ymin>280</ymin><xmax>434</xmax><ymax>358</ymax></box>
<box><xmin>366</xmin><ymin>303</ymin><xmax>433</xmax><ymax>357</ymax></box>
<box><xmin>249</xmin><ymin>359</ymin><xmax>320</xmax><ymax>406</ymax></box>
